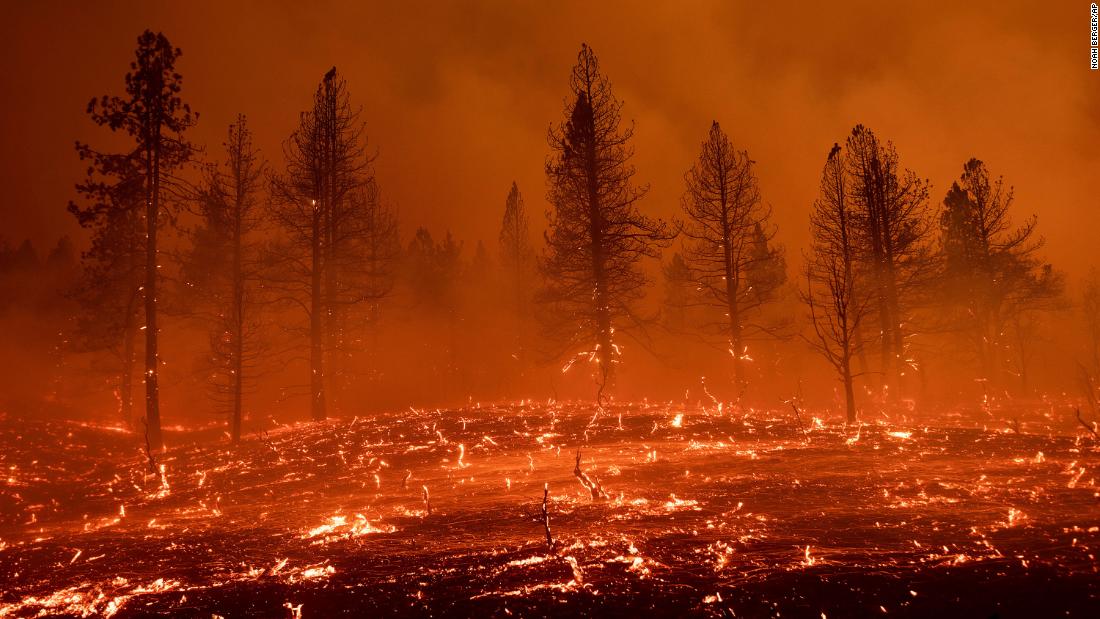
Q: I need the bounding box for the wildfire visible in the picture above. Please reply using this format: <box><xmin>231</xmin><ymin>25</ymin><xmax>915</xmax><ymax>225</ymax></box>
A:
<box><xmin>303</xmin><ymin>513</ymin><xmax>396</xmax><ymax>543</ymax></box>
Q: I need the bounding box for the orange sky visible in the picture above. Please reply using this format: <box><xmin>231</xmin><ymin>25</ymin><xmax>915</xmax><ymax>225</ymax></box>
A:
<box><xmin>2</xmin><ymin>1</ymin><xmax>1097</xmax><ymax>279</ymax></box>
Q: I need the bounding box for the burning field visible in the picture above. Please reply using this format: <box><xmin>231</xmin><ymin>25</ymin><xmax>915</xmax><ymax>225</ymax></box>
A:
<box><xmin>1</xmin><ymin>402</ymin><xmax>1098</xmax><ymax>618</ymax></box>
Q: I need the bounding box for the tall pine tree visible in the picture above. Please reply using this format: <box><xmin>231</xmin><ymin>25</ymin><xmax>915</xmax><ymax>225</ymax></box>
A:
<box><xmin>539</xmin><ymin>44</ymin><xmax>671</xmax><ymax>398</ymax></box>
<box><xmin>679</xmin><ymin>121</ymin><xmax>786</xmax><ymax>393</ymax></box>
<box><xmin>74</xmin><ymin>31</ymin><xmax>196</xmax><ymax>448</ymax></box>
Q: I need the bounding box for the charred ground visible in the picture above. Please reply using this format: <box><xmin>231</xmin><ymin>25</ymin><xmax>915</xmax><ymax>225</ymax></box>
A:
<box><xmin>1</xmin><ymin>402</ymin><xmax>1098</xmax><ymax>618</ymax></box>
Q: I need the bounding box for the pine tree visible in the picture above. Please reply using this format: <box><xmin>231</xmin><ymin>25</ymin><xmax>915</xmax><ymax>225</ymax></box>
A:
<box><xmin>185</xmin><ymin>115</ymin><xmax>265</xmax><ymax>443</ymax></box>
<box><xmin>73</xmin><ymin>31</ymin><xmax>196</xmax><ymax>446</ymax></box>
<box><xmin>845</xmin><ymin>125</ymin><xmax>932</xmax><ymax>395</ymax></box>
<box><xmin>804</xmin><ymin>145</ymin><xmax>870</xmax><ymax>423</ymax></box>
<box><xmin>661</xmin><ymin>252</ymin><xmax>695</xmax><ymax>333</ymax></box>
<box><xmin>539</xmin><ymin>44</ymin><xmax>671</xmax><ymax>398</ymax></box>
<box><xmin>939</xmin><ymin>158</ymin><xmax>1063</xmax><ymax>389</ymax></box>
<box><xmin>498</xmin><ymin>182</ymin><xmax>535</xmax><ymax>365</ymax></box>
<box><xmin>269</xmin><ymin>67</ymin><xmax>378</xmax><ymax>420</ymax></box>
<box><xmin>679</xmin><ymin>121</ymin><xmax>786</xmax><ymax>392</ymax></box>
<box><xmin>406</xmin><ymin>228</ymin><xmax>464</xmax><ymax>391</ymax></box>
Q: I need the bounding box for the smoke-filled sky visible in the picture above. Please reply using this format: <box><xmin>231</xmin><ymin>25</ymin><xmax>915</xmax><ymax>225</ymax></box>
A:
<box><xmin>2</xmin><ymin>0</ymin><xmax>1097</xmax><ymax>277</ymax></box>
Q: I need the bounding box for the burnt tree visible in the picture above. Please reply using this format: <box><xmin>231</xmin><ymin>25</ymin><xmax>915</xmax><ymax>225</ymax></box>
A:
<box><xmin>539</xmin><ymin>44</ymin><xmax>671</xmax><ymax>397</ymax></box>
<box><xmin>844</xmin><ymin>125</ymin><xmax>932</xmax><ymax>396</ymax></box>
<box><xmin>185</xmin><ymin>116</ymin><xmax>265</xmax><ymax>443</ymax></box>
<box><xmin>679</xmin><ymin>121</ymin><xmax>786</xmax><ymax>393</ymax></box>
<box><xmin>270</xmin><ymin>67</ymin><xmax>378</xmax><ymax>420</ymax></box>
<box><xmin>75</xmin><ymin>31</ymin><xmax>196</xmax><ymax>448</ymax></box>
<box><xmin>939</xmin><ymin>158</ymin><xmax>1063</xmax><ymax>391</ymax></box>
<box><xmin>804</xmin><ymin>145</ymin><xmax>869</xmax><ymax>423</ymax></box>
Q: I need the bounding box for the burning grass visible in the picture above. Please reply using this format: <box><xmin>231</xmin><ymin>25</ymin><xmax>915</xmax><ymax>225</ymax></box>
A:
<box><xmin>0</xmin><ymin>402</ymin><xmax>1098</xmax><ymax>617</ymax></box>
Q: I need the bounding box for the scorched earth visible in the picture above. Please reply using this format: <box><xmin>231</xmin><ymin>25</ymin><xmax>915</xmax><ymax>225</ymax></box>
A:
<box><xmin>1</xmin><ymin>401</ymin><xmax>1098</xmax><ymax>617</ymax></box>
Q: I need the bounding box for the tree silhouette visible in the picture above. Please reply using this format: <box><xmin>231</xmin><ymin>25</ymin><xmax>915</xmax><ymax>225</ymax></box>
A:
<box><xmin>74</xmin><ymin>31</ymin><xmax>197</xmax><ymax>447</ymax></box>
<box><xmin>184</xmin><ymin>115</ymin><xmax>266</xmax><ymax>443</ymax></box>
<box><xmin>539</xmin><ymin>44</ymin><xmax>671</xmax><ymax>398</ymax></box>
<box><xmin>498</xmin><ymin>182</ymin><xmax>535</xmax><ymax>368</ymax></box>
<box><xmin>269</xmin><ymin>67</ymin><xmax>379</xmax><ymax>420</ymax></box>
<box><xmin>1083</xmin><ymin>269</ymin><xmax>1100</xmax><ymax>375</ymax></box>
<box><xmin>845</xmin><ymin>125</ymin><xmax>932</xmax><ymax>395</ymax></box>
<box><xmin>679</xmin><ymin>121</ymin><xmax>786</xmax><ymax>393</ymax></box>
<box><xmin>939</xmin><ymin>158</ymin><xmax>1063</xmax><ymax>390</ymax></box>
<box><xmin>661</xmin><ymin>252</ymin><xmax>696</xmax><ymax>333</ymax></box>
<box><xmin>406</xmin><ymin>228</ymin><xmax>464</xmax><ymax>391</ymax></box>
<box><xmin>68</xmin><ymin>144</ymin><xmax>145</xmax><ymax>427</ymax></box>
<box><xmin>804</xmin><ymin>145</ymin><xmax>870</xmax><ymax>423</ymax></box>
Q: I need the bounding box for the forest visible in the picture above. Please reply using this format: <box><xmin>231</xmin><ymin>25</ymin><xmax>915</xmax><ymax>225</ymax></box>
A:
<box><xmin>0</xmin><ymin>35</ymin><xmax>1084</xmax><ymax>439</ymax></box>
<box><xmin>1</xmin><ymin>13</ymin><xmax>1098</xmax><ymax>619</ymax></box>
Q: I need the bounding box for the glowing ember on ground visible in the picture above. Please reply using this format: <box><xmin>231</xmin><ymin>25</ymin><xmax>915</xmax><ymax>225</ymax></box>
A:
<box><xmin>1</xmin><ymin>403</ymin><xmax>1098</xmax><ymax>617</ymax></box>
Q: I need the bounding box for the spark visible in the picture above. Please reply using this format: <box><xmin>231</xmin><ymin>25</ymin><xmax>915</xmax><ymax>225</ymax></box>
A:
<box><xmin>802</xmin><ymin>545</ymin><xmax>817</xmax><ymax>567</ymax></box>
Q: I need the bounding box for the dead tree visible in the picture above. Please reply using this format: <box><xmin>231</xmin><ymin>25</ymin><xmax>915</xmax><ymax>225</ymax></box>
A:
<box><xmin>680</xmin><ymin>121</ymin><xmax>786</xmax><ymax>392</ymax></box>
<box><xmin>185</xmin><ymin>115</ymin><xmax>266</xmax><ymax>443</ymax></box>
<box><xmin>74</xmin><ymin>31</ymin><xmax>197</xmax><ymax>448</ymax></box>
<box><xmin>541</xmin><ymin>483</ymin><xmax>554</xmax><ymax>550</ymax></box>
<box><xmin>803</xmin><ymin>145</ymin><xmax>870</xmax><ymax>423</ymax></box>
<box><xmin>539</xmin><ymin>44</ymin><xmax>672</xmax><ymax>399</ymax></box>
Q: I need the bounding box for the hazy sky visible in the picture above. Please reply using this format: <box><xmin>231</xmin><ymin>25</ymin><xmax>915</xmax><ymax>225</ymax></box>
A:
<box><xmin>3</xmin><ymin>1</ymin><xmax>1097</xmax><ymax>277</ymax></box>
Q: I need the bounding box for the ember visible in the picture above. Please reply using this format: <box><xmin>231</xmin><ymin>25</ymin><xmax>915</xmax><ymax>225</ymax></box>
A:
<box><xmin>2</xmin><ymin>403</ymin><xmax>1099</xmax><ymax>616</ymax></box>
<box><xmin>0</xmin><ymin>3</ymin><xmax>1097</xmax><ymax>617</ymax></box>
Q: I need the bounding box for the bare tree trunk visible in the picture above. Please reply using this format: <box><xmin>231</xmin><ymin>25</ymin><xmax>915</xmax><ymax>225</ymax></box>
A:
<box><xmin>231</xmin><ymin>192</ymin><xmax>244</xmax><ymax>443</ymax></box>
<box><xmin>722</xmin><ymin>223</ymin><xmax>744</xmax><ymax>392</ymax></box>
<box><xmin>143</xmin><ymin>119</ymin><xmax>163</xmax><ymax>451</ymax></box>
<box><xmin>853</xmin><ymin>321</ymin><xmax>869</xmax><ymax>381</ymax></box>
<box><xmin>232</xmin><ymin>324</ymin><xmax>243</xmax><ymax>443</ymax></box>
<box><xmin>842</xmin><ymin>355</ymin><xmax>856</xmax><ymax>424</ymax></box>
<box><xmin>875</xmin><ymin>279</ymin><xmax>892</xmax><ymax>391</ymax></box>
<box><xmin>121</xmin><ymin>320</ymin><xmax>136</xmax><ymax>428</ymax></box>
<box><xmin>726</xmin><ymin>277</ymin><xmax>743</xmax><ymax>391</ymax></box>
<box><xmin>886</xmin><ymin>267</ymin><xmax>904</xmax><ymax>393</ymax></box>
<box><xmin>582</xmin><ymin>99</ymin><xmax>612</xmax><ymax>396</ymax></box>
<box><xmin>310</xmin><ymin>204</ymin><xmax>326</xmax><ymax>421</ymax></box>
<box><xmin>321</xmin><ymin>73</ymin><xmax>344</xmax><ymax>415</ymax></box>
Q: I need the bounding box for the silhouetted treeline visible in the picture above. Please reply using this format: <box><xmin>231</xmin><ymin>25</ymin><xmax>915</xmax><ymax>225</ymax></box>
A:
<box><xmin>18</xmin><ymin>31</ymin><xmax>1088</xmax><ymax>439</ymax></box>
